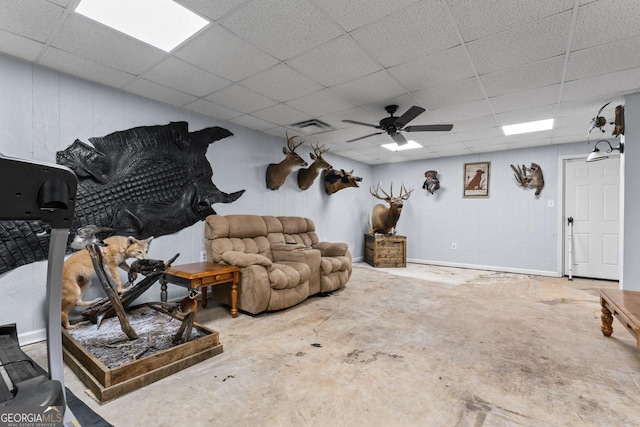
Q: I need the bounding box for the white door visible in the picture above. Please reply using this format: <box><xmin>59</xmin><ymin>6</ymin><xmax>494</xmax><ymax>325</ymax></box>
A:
<box><xmin>564</xmin><ymin>157</ymin><xmax>620</xmax><ymax>280</ymax></box>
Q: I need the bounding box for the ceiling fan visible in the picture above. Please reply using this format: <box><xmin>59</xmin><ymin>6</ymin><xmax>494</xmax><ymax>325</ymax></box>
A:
<box><xmin>343</xmin><ymin>105</ymin><xmax>453</xmax><ymax>145</ymax></box>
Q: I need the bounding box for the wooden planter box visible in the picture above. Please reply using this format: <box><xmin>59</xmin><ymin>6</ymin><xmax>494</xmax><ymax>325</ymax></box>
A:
<box><xmin>364</xmin><ymin>234</ymin><xmax>406</xmax><ymax>268</ymax></box>
<box><xmin>62</xmin><ymin>307</ymin><xmax>222</xmax><ymax>403</ymax></box>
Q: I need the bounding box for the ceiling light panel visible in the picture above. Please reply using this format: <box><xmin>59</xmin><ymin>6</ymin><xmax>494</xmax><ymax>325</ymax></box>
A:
<box><xmin>382</xmin><ymin>141</ymin><xmax>423</xmax><ymax>151</ymax></box>
<box><xmin>502</xmin><ymin>119</ymin><xmax>554</xmax><ymax>136</ymax></box>
<box><xmin>75</xmin><ymin>0</ymin><xmax>208</xmax><ymax>52</ymax></box>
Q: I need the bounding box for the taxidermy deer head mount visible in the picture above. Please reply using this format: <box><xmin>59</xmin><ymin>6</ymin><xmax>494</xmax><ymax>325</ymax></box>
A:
<box><xmin>370</xmin><ymin>182</ymin><xmax>413</xmax><ymax>235</ymax></box>
<box><xmin>297</xmin><ymin>142</ymin><xmax>332</xmax><ymax>191</ymax></box>
<box><xmin>266</xmin><ymin>132</ymin><xmax>307</xmax><ymax>190</ymax></box>
<box><xmin>510</xmin><ymin>163</ymin><xmax>544</xmax><ymax>197</ymax></box>
<box><xmin>324</xmin><ymin>168</ymin><xmax>362</xmax><ymax>195</ymax></box>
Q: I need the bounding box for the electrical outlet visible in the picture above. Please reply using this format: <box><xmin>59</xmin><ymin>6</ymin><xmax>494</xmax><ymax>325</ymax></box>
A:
<box><xmin>451</xmin><ymin>243</ymin><xmax>457</xmax><ymax>250</ymax></box>
<box><xmin>547</xmin><ymin>199</ymin><xmax>555</xmax><ymax>208</ymax></box>
<box><xmin>200</xmin><ymin>250</ymin><xmax>207</xmax><ymax>262</ymax></box>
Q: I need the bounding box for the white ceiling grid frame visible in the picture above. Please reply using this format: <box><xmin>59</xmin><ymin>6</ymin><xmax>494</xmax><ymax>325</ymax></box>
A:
<box><xmin>240</xmin><ymin>63</ymin><xmax>323</xmax><ymax>102</ymax></box>
<box><xmin>141</xmin><ymin>56</ymin><xmax>232</xmax><ymax>97</ymax></box>
<box><xmin>206</xmin><ymin>84</ymin><xmax>278</xmax><ymax>114</ymax></box>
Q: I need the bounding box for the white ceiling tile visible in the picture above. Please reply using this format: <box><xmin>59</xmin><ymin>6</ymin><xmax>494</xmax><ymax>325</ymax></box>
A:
<box><xmin>482</xmin><ymin>56</ymin><xmax>565</xmax><ymax>98</ymax></box>
<box><xmin>463</xmin><ymin>136</ymin><xmax>508</xmax><ymax>149</ymax></box>
<box><xmin>351</xmin><ymin>0</ymin><xmax>460</xmax><ymax>67</ymax></box>
<box><xmin>506</xmin><ymin>130</ymin><xmax>553</xmax><ymax>143</ymax></box>
<box><xmin>414</xmin><ymin>78</ymin><xmax>484</xmax><ymax>110</ymax></box>
<box><xmin>39</xmin><ymin>47</ymin><xmax>135</xmax><ymax>88</ymax></box>
<box><xmin>0</xmin><ymin>0</ymin><xmax>64</xmax><ymax>42</ymax></box>
<box><xmin>429</xmin><ymin>142</ymin><xmax>468</xmax><ymax>152</ymax></box>
<box><xmin>0</xmin><ymin>30</ymin><xmax>44</xmax><ymax>62</ymax></box>
<box><xmin>207</xmin><ymin>84</ymin><xmax>278</xmax><ymax>114</ymax></box>
<box><xmin>229</xmin><ymin>114</ymin><xmax>276</xmax><ymax>131</ymax></box>
<box><xmin>142</xmin><ymin>57</ymin><xmax>231</xmax><ymax>97</ymax></box>
<box><xmin>557</xmin><ymin>95</ymin><xmax>624</xmax><ymax>119</ymax></box>
<box><xmin>566</xmin><ymin>35</ymin><xmax>640</xmax><ymax>81</ymax></box>
<box><xmin>469</xmin><ymin>144</ymin><xmax>510</xmax><ymax>154</ymax></box>
<box><xmin>252</xmin><ymin>103</ymin><xmax>312</xmax><ymax>126</ymax></box>
<box><xmin>451</xmin><ymin>115</ymin><xmax>499</xmax><ymax>132</ymax></box>
<box><xmin>286</xmin><ymin>89</ymin><xmax>355</xmax><ymax>117</ymax></box>
<box><xmin>123</xmin><ymin>78</ymin><xmax>197</xmax><ymax>107</ymax></box>
<box><xmin>572</xmin><ymin>0</ymin><xmax>640</xmax><ymax>51</ymax></box>
<box><xmin>51</xmin><ymin>14</ymin><xmax>165</xmax><ymax>75</ymax></box>
<box><xmin>430</xmin><ymin>99</ymin><xmax>494</xmax><ymax>121</ymax></box>
<box><xmin>467</xmin><ymin>11</ymin><xmax>571</xmax><ymax>75</ymax></box>
<box><xmin>330</xmin><ymin>70</ymin><xmax>407</xmax><ymax>106</ymax></box>
<box><xmin>449</xmin><ymin>0</ymin><xmax>574</xmax><ymax>42</ymax></box>
<box><xmin>551</xmin><ymin>135</ymin><xmax>584</xmax><ymax>145</ymax></box>
<box><xmin>388</xmin><ymin>46</ymin><xmax>475</xmax><ymax>93</ymax></box>
<box><xmin>318</xmin><ymin>107</ymin><xmax>378</xmax><ymax>130</ymax></box>
<box><xmin>183</xmin><ymin>99</ymin><xmax>242</xmax><ymax>121</ymax></box>
<box><xmin>287</xmin><ymin>35</ymin><xmax>381</xmax><ymax>87</ymax></box>
<box><xmin>221</xmin><ymin>0</ymin><xmax>343</xmax><ymax>60</ymax></box>
<box><xmin>315</xmin><ymin>0</ymin><xmax>420</xmax><ymax>31</ymax></box>
<box><xmin>561</xmin><ymin>67</ymin><xmax>640</xmax><ymax>101</ymax></box>
<box><xmin>175</xmin><ymin>0</ymin><xmax>247</xmax><ymax>21</ymax></box>
<box><xmin>495</xmin><ymin>104</ymin><xmax>556</xmax><ymax>126</ymax></box>
<box><xmin>358</xmin><ymin>93</ymin><xmax>429</xmax><ymax>117</ymax></box>
<box><xmin>508</xmin><ymin>138</ymin><xmax>552</xmax><ymax>150</ymax></box>
<box><xmin>241</xmin><ymin>63</ymin><xmax>323</xmax><ymax>102</ymax></box>
<box><xmin>174</xmin><ymin>24</ymin><xmax>278</xmax><ymax>81</ymax></box>
<box><xmin>454</xmin><ymin>126</ymin><xmax>504</xmax><ymax>141</ymax></box>
<box><xmin>46</xmin><ymin>0</ymin><xmax>71</xmax><ymax>6</ymax></box>
<box><xmin>490</xmin><ymin>84</ymin><xmax>561</xmax><ymax>114</ymax></box>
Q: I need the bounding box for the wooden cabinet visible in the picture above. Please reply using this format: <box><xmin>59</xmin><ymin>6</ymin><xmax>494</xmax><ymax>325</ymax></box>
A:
<box><xmin>364</xmin><ymin>234</ymin><xmax>406</xmax><ymax>268</ymax></box>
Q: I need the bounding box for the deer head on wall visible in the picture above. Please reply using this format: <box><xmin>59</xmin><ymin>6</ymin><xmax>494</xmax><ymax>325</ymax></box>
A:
<box><xmin>370</xmin><ymin>182</ymin><xmax>413</xmax><ymax>235</ymax></box>
<box><xmin>297</xmin><ymin>142</ymin><xmax>332</xmax><ymax>191</ymax></box>
<box><xmin>324</xmin><ymin>168</ymin><xmax>362</xmax><ymax>195</ymax></box>
<box><xmin>266</xmin><ymin>132</ymin><xmax>307</xmax><ymax>190</ymax></box>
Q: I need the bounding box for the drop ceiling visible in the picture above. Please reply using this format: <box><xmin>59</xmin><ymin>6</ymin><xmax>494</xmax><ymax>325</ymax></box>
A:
<box><xmin>1</xmin><ymin>0</ymin><xmax>638</xmax><ymax>164</ymax></box>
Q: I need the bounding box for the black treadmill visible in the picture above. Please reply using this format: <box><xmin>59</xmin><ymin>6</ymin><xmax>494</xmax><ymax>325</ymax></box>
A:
<box><xmin>0</xmin><ymin>153</ymin><xmax>79</xmax><ymax>423</ymax></box>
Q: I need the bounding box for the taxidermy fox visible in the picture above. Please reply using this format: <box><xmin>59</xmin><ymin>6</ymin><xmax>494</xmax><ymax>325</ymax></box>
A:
<box><xmin>61</xmin><ymin>235</ymin><xmax>153</xmax><ymax>329</ymax></box>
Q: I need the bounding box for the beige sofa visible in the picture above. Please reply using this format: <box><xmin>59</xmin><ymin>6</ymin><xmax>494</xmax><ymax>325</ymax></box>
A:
<box><xmin>204</xmin><ymin>215</ymin><xmax>352</xmax><ymax>314</ymax></box>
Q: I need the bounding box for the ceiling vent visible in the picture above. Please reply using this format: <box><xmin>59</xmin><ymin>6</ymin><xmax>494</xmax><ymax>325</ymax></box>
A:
<box><xmin>289</xmin><ymin>119</ymin><xmax>334</xmax><ymax>135</ymax></box>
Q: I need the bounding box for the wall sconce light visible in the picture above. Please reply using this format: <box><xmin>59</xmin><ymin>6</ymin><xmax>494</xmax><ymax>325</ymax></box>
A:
<box><xmin>586</xmin><ymin>139</ymin><xmax>624</xmax><ymax>162</ymax></box>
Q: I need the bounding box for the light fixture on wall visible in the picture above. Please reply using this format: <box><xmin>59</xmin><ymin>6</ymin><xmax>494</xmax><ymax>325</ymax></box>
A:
<box><xmin>586</xmin><ymin>139</ymin><xmax>624</xmax><ymax>162</ymax></box>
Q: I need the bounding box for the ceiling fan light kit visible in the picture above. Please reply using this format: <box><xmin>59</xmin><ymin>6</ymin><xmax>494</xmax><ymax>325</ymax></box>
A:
<box><xmin>342</xmin><ymin>105</ymin><xmax>453</xmax><ymax>148</ymax></box>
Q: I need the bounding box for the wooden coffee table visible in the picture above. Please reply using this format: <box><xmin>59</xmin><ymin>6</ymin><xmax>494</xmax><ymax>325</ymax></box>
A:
<box><xmin>160</xmin><ymin>262</ymin><xmax>240</xmax><ymax>319</ymax></box>
<box><xmin>599</xmin><ymin>288</ymin><xmax>640</xmax><ymax>350</ymax></box>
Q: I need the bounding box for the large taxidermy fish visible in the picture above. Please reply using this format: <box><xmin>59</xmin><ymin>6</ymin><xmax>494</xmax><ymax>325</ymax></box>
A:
<box><xmin>0</xmin><ymin>122</ymin><xmax>244</xmax><ymax>274</ymax></box>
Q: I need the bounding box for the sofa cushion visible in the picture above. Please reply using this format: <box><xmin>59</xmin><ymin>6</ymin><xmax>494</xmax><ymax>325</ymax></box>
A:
<box><xmin>221</xmin><ymin>251</ymin><xmax>272</xmax><ymax>268</ymax></box>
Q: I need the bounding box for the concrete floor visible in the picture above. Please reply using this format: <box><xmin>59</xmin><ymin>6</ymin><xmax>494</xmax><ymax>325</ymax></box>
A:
<box><xmin>24</xmin><ymin>263</ymin><xmax>640</xmax><ymax>426</ymax></box>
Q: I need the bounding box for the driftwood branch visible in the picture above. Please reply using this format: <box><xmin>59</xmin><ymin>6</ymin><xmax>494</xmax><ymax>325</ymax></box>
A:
<box><xmin>82</xmin><ymin>253</ymin><xmax>180</xmax><ymax>327</ymax></box>
<box><xmin>87</xmin><ymin>244</ymin><xmax>138</xmax><ymax>340</ymax></box>
<box><xmin>172</xmin><ymin>312</ymin><xmax>195</xmax><ymax>344</ymax></box>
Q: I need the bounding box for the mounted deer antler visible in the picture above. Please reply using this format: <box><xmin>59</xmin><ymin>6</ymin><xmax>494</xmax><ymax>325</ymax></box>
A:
<box><xmin>370</xmin><ymin>182</ymin><xmax>413</xmax><ymax>235</ymax></box>
<box><xmin>297</xmin><ymin>142</ymin><xmax>332</xmax><ymax>191</ymax></box>
<box><xmin>266</xmin><ymin>132</ymin><xmax>308</xmax><ymax>190</ymax></box>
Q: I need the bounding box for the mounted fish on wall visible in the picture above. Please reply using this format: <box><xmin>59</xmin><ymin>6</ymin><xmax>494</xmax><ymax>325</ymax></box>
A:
<box><xmin>510</xmin><ymin>163</ymin><xmax>544</xmax><ymax>197</ymax></box>
<box><xmin>0</xmin><ymin>121</ymin><xmax>244</xmax><ymax>274</ymax></box>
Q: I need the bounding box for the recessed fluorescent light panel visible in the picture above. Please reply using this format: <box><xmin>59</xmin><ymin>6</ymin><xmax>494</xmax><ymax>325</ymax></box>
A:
<box><xmin>382</xmin><ymin>140</ymin><xmax>423</xmax><ymax>151</ymax></box>
<box><xmin>502</xmin><ymin>119</ymin><xmax>554</xmax><ymax>136</ymax></box>
<box><xmin>75</xmin><ymin>0</ymin><xmax>209</xmax><ymax>52</ymax></box>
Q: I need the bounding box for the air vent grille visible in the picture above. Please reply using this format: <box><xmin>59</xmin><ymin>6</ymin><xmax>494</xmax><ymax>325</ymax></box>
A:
<box><xmin>289</xmin><ymin>119</ymin><xmax>334</xmax><ymax>135</ymax></box>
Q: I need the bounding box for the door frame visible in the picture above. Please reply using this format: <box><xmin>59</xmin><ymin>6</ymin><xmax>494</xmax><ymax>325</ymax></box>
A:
<box><xmin>556</xmin><ymin>153</ymin><xmax>622</xmax><ymax>279</ymax></box>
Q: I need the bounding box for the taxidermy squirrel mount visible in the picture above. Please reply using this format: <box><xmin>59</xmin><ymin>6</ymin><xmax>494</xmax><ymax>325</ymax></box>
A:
<box><xmin>511</xmin><ymin>163</ymin><xmax>544</xmax><ymax>197</ymax></box>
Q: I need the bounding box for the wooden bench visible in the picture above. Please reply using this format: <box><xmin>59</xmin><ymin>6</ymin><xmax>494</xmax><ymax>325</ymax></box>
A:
<box><xmin>599</xmin><ymin>288</ymin><xmax>640</xmax><ymax>350</ymax></box>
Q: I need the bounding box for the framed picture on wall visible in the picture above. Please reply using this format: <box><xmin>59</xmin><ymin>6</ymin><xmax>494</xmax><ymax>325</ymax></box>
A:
<box><xmin>463</xmin><ymin>162</ymin><xmax>490</xmax><ymax>198</ymax></box>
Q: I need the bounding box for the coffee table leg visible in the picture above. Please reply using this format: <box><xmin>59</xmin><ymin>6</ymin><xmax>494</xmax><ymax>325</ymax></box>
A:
<box><xmin>231</xmin><ymin>278</ymin><xmax>238</xmax><ymax>318</ymax></box>
<box><xmin>201</xmin><ymin>285</ymin><xmax>208</xmax><ymax>308</ymax></box>
<box><xmin>601</xmin><ymin>298</ymin><xmax>613</xmax><ymax>337</ymax></box>
<box><xmin>160</xmin><ymin>276</ymin><xmax>168</xmax><ymax>303</ymax></box>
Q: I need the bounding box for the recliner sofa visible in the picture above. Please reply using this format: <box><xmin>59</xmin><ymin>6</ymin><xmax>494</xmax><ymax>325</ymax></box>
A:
<box><xmin>204</xmin><ymin>215</ymin><xmax>352</xmax><ymax>314</ymax></box>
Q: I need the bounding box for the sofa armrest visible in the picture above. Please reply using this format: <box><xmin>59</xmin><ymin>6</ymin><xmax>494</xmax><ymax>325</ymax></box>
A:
<box><xmin>221</xmin><ymin>251</ymin><xmax>272</xmax><ymax>268</ymax></box>
<box><xmin>312</xmin><ymin>242</ymin><xmax>348</xmax><ymax>257</ymax></box>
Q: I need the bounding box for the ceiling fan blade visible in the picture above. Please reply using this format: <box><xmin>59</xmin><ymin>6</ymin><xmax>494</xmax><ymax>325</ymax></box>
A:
<box><xmin>342</xmin><ymin>119</ymin><xmax>379</xmax><ymax>129</ymax></box>
<box><xmin>346</xmin><ymin>132</ymin><xmax>384</xmax><ymax>143</ymax></box>
<box><xmin>394</xmin><ymin>106</ymin><xmax>426</xmax><ymax>127</ymax></box>
<box><xmin>391</xmin><ymin>132</ymin><xmax>409</xmax><ymax>146</ymax></box>
<box><xmin>404</xmin><ymin>124</ymin><xmax>454</xmax><ymax>132</ymax></box>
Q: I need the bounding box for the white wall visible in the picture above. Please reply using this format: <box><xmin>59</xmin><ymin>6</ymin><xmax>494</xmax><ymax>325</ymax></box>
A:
<box><xmin>622</xmin><ymin>92</ymin><xmax>640</xmax><ymax>291</ymax></box>
<box><xmin>372</xmin><ymin>142</ymin><xmax>589</xmax><ymax>275</ymax></box>
<box><xmin>0</xmin><ymin>54</ymin><xmax>372</xmax><ymax>342</ymax></box>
